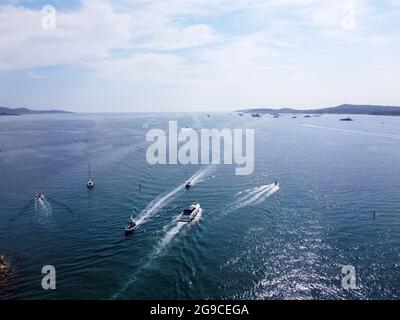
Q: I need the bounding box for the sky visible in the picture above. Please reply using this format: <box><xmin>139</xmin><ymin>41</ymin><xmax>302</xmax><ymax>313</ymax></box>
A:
<box><xmin>0</xmin><ymin>0</ymin><xmax>400</xmax><ymax>112</ymax></box>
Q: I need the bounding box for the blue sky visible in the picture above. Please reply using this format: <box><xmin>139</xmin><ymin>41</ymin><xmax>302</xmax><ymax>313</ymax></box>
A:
<box><xmin>1</xmin><ymin>0</ymin><xmax>400</xmax><ymax>112</ymax></box>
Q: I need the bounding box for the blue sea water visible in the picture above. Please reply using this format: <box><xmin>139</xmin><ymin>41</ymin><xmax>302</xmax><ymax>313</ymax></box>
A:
<box><xmin>0</xmin><ymin>112</ymin><xmax>399</xmax><ymax>299</ymax></box>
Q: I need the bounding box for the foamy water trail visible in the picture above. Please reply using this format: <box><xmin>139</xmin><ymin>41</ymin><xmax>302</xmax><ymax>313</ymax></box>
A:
<box><xmin>153</xmin><ymin>208</ymin><xmax>203</xmax><ymax>257</ymax></box>
<box><xmin>233</xmin><ymin>185</ymin><xmax>273</xmax><ymax>209</ymax></box>
<box><xmin>153</xmin><ymin>222</ymin><xmax>185</xmax><ymax>257</ymax></box>
<box><xmin>113</xmin><ymin>167</ymin><xmax>213</xmax><ymax>297</ymax></box>
<box><xmin>229</xmin><ymin>184</ymin><xmax>279</xmax><ymax>213</ymax></box>
<box><xmin>134</xmin><ymin>166</ymin><xmax>214</xmax><ymax>226</ymax></box>
<box><xmin>253</xmin><ymin>185</ymin><xmax>280</xmax><ymax>205</ymax></box>
<box><xmin>135</xmin><ymin>184</ymin><xmax>184</xmax><ymax>226</ymax></box>
<box><xmin>236</xmin><ymin>184</ymin><xmax>272</xmax><ymax>200</ymax></box>
<box><xmin>34</xmin><ymin>197</ymin><xmax>53</xmax><ymax>224</ymax></box>
<box><xmin>302</xmin><ymin>124</ymin><xmax>400</xmax><ymax>140</ymax></box>
<box><xmin>190</xmin><ymin>165</ymin><xmax>216</xmax><ymax>185</ymax></box>
<box><xmin>113</xmin><ymin>209</ymin><xmax>203</xmax><ymax>299</ymax></box>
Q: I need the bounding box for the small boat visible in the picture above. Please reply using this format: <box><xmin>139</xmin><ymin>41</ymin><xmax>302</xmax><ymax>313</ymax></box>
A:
<box><xmin>86</xmin><ymin>163</ymin><xmax>95</xmax><ymax>189</ymax></box>
<box><xmin>185</xmin><ymin>181</ymin><xmax>192</xmax><ymax>189</ymax></box>
<box><xmin>251</xmin><ymin>113</ymin><xmax>262</xmax><ymax>118</ymax></box>
<box><xmin>304</xmin><ymin>115</ymin><xmax>311</xmax><ymax>118</ymax></box>
<box><xmin>125</xmin><ymin>216</ymin><xmax>138</xmax><ymax>234</ymax></box>
<box><xmin>274</xmin><ymin>181</ymin><xmax>278</xmax><ymax>186</ymax></box>
<box><xmin>35</xmin><ymin>192</ymin><xmax>44</xmax><ymax>200</ymax></box>
<box><xmin>179</xmin><ymin>203</ymin><xmax>201</xmax><ymax>223</ymax></box>
<box><xmin>238</xmin><ymin>113</ymin><xmax>244</xmax><ymax>116</ymax></box>
<box><xmin>291</xmin><ymin>116</ymin><xmax>297</xmax><ymax>118</ymax></box>
<box><xmin>340</xmin><ymin>117</ymin><xmax>354</xmax><ymax>121</ymax></box>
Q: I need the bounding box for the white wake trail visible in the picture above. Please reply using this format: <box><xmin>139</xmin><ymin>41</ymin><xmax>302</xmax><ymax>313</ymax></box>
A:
<box><xmin>113</xmin><ymin>167</ymin><xmax>214</xmax><ymax>297</ymax></box>
<box><xmin>153</xmin><ymin>208</ymin><xmax>203</xmax><ymax>257</ymax></box>
<box><xmin>113</xmin><ymin>209</ymin><xmax>203</xmax><ymax>299</ymax></box>
<box><xmin>253</xmin><ymin>185</ymin><xmax>280</xmax><ymax>205</ymax></box>
<box><xmin>233</xmin><ymin>185</ymin><xmax>274</xmax><ymax>209</ymax></box>
<box><xmin>153</xmin><ymin>222</ymin><xmax>185</xmax><ymax>257</ymax></box>
<box><xmin>135</xmin><ymin>184</ymin><xmax>184</xmax><ymax>226</ymax></box>
<box><xmin>190</xmin><ymin>165</ymin><xmax>216</xmax><ymax>185</ymax></box>
<box><xmin>134</xmin><ymin>166</ymin><xmax>214</xmax><ymax>226</ymax></box>
<box><xmin>302</xmin><ymin>124</ymin><xmax>400</xmax><ymax>140</ymax></box>
<box><xmin>236</xmin><ymin>184</ymin><xmax>272</xmax><ymax>200</ymax></box>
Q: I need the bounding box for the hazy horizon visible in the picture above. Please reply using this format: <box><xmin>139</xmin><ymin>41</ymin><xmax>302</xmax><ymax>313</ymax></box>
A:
<box><xmin>4</xmin><ymin>103</ymin><xmax>400</xmax><ymax>114</ymax></box>
<box><xmin>1</xmin><ymin>0</ymin><xmax>400</xmax><ymax>112</ymax></box>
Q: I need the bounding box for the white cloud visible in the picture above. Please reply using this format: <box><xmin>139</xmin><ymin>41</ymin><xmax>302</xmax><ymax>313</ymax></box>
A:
<box><xmin>0</xmin><ymin>1</ymin><xmax>132</xmax><ymax>69</ymax></box>
<box><xmin>0</xmin><ymin>0</ymin><xmax>399</xmax><ymax>111</ymax></box>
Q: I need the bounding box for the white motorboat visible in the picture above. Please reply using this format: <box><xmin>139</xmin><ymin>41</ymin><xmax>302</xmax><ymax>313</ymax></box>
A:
<box><xmin>179</xmin><ymin>203</ymin><xmax>201</xmax><ymax>222</ymax></box>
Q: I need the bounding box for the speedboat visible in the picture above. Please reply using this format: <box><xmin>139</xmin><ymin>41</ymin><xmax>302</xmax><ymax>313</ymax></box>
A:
<box><xmin>125</xmin><ymin>216</ymin><xmax>138</xmax><ymax>234</ymax></box>
<box><xmin>340</xmin><ymin>117</ymin><xmax>354</xmax><ymax>121</ymax></box>
<box><xmin>185</xmin><ymin>181</ymin><xmax>192</xmax><ymax>189</ymax></box>
<box><xmin>35</xmin><ymin>192</ymin><xmax>44</xmax><ymax>200</ymax></box>
<box><xmin>179</xmin><ymin>203</ymin><xmax>201</xmax><ymax>222</ymax></box>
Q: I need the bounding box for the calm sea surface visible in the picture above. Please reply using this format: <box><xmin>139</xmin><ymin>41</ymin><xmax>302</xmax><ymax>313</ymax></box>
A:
<box><xmin>0</xmin><ymin>113</ymin><xmax>399</xmax><ymax>299</ymax></box>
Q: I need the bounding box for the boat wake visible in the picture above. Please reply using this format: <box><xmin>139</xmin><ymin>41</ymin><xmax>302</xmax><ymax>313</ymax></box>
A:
<box><xmin>302</xmin><ymin>124</ymin><xmax>400</xmax><ymax>140</ymax></box>
<box><xmin>34</xmin><ymin>196</ymin><xmax>53</xmax><ymax>225</ymax></box>
<box><xmin>113</xmin><ymin>209</ymin><xmax>202</xmax><ymax>299</ymax></box>
<box><xmin>153</xmin><ymin>208</ymin><xmax>203</xmax><ymax>257</ymax></box>
<box><xmin>134</xmin><ymin>166</ymin><xmax>214</xmax><ymax>226</ymax></box>
<box><xmin>189</xmin><ymin>165</ymin><xmax>216</xmax><ymax>185</ymax></box>
<box><xmin>134</xmin><ymin>184</ymin><xmax>183</xmax><ymax>226</ymax></box>
<box><xmin>233</xmin><ymin>184</ymin><xmax>280</xmax><ymax>210</ymax></box>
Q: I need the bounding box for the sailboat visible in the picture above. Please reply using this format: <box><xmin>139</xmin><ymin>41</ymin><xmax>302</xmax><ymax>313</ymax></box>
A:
<box><xmin>86</xmin><ymin>163</ymin><xmax>95</xmax><ymax>189</ymax></box>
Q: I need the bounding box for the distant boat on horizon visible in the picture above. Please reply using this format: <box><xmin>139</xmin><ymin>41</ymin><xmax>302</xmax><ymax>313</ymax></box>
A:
<box><xmin>340</xmin><ymin>117</ymin><xmax>354</xmax><ymax>121</ymax></box>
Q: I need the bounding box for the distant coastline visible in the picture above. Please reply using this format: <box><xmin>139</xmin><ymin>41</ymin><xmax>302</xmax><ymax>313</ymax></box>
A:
<box><xmin>238</xmin><ymin>104</ymin><xmax>400</xmax><ymax>116</ymax></box>
<box><xmin>0</xmin><ymin>106</ymin><xmax>72</xmax><ymax>116</ymax></box>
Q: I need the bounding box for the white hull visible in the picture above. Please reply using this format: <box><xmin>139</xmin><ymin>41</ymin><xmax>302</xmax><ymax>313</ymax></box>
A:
<box><xmin>179</xmin><ymin>203</ymin><xmax>201</xmax><ymax>222</ymax></box>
